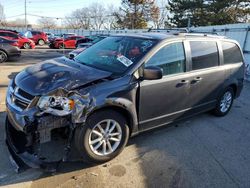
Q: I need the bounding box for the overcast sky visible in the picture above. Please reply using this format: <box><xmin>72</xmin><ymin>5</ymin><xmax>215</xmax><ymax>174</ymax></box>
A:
<box><xmin>1</xmin><ymin>0</ymin><xmax>121</xmax><ymax>24</ymax></box>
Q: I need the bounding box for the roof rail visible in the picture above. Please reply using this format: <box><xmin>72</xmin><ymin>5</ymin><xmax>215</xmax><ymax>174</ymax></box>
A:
<box><xmin>189</xmin><ymin>30</ymin><xmax>219</xmax><ymax>35</ymax></box>
<box><xmin>178</xmin><ymin>32</ymin><xmax>227</xmax><ymax>39</ymax></box>
<box><xmin>148</xmin><ymin>28</ymin><xmax>189</xmax><ymax>33</ymax></box>
<box><xmin>147</xmin><ymin>27</ymin><xmax>228</xmax><ymax>38</ymax></box>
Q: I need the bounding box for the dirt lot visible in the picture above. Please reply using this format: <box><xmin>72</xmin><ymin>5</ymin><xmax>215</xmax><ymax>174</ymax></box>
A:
<box><xmin>0</xmin><ymin>50</ymin><xmax>250</xmax><ymax>188</ymax></box>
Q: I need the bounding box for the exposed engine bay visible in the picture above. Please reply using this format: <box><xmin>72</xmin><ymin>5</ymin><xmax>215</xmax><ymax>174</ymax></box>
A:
<box><xmin>6</xmin><ymin>79</ymin><xmax>97</xmax><ymax>172</ymax></box>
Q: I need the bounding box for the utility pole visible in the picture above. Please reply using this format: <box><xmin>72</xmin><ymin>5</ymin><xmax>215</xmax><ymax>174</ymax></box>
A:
<box><xmin>25</xmin><ymin>0</ymin><xmax>27</xmax><ymax>30</ymax></box>
<box><xmin>187</xmin><ymin>17</ymin><xmax>191</xmax><ymax>32</ymax></box>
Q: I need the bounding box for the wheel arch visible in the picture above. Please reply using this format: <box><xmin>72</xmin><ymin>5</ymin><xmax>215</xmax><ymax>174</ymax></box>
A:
<box><xmin>87</xmin><ymin>105</ymin><xmax>138</xmax><ymax>137</ymax></box>
<box><xmin>0</xmin><ymin>48</ymin><xmax>8</xmax><ymax>57</ymax></box>
<box><xmin>228</xmin><ymin>84</ymin><xmax>237</xmax><ymax>98</ymax></box>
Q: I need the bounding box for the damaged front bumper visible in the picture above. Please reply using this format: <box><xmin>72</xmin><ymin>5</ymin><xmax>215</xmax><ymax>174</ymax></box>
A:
<box><xmin>5</xmin><ymin>81</ymin><xmax>95</xmax><ymax>172</ymax></box>
<box><xmin>5</xmin><ymin>117</ymin><xmax>60</xmax><ymax>172</ymax></box>
<box><xmin>5</xmin><ymin>110</ymin><xmax>67</xmax><ymax>172</ymax></box>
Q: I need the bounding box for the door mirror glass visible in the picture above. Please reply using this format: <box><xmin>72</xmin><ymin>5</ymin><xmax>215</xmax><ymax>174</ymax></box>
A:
<box><xmin>143</xmin><ymin>66</ymin><xmax>163</xmax><ymax>80</ymax></box>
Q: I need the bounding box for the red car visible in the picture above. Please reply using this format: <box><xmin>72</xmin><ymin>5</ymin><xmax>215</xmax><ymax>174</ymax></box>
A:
<box><xmin>52</xmin><ymin>36</ymin><xmax>84</xmax><ymax>49</ymax></box>
<box><xmin>24</xmin><ymin>30</ymin><xmax>48</xmax><ymax>45</ymax></box>
<box><xmin>0</xmin><ymin>30</ymin><xmax>35</xmax><ymax>49</ymax></box>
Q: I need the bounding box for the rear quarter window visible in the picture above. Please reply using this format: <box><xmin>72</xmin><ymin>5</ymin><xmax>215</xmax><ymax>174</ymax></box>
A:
<box><xmin>190</xmin><ymin>41</ymin><xmax>219</xmax><ymax>70</ymax></box>
<box><xmin>222</xmin><ymin>41</ymin><xmax>243</xmax><ymax>64</ymax></box>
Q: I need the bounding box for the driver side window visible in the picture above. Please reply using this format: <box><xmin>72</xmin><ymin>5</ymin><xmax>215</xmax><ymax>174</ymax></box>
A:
<box><xmin>147</xmin><ymin>42</ymin><xmax>186</xmax><ymax>76</ymax></box>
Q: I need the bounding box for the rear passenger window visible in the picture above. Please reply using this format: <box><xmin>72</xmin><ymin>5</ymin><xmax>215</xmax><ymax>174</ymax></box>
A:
<box><xmin>222</xmin><ymin>41</ymin><xmax>243</xmax><ymax>64</ymax></box>
<box><xmin>147</xmin><ymin>42</ymin><xmax>185</xmax><ymax>76</ymax></box>
<box><xmin>190</xmin><ymin>41</ymin><xmax>219</xmax><ymax>70</ymax></box>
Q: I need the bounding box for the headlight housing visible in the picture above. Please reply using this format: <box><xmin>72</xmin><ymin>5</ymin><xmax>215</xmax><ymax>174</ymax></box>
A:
<box><xmin>37</xmin><ymin>96</ymin><xmax>74</xmax><ymax>116</ymax></box>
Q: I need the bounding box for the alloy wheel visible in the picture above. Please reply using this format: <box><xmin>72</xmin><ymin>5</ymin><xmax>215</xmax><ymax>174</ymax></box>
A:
<box><xmin>0</xmin><ymin>51</ymin><xmax>7</xmax><ymax>63</ymax></box>
<box><xmin>38</xmin><ymin>40</ymin><xmax>45</xmax><ymax>45</ymax></box>
<box><xmin>88</xmin><ymin>119</ymin><xmax>122</xmax><ymax>156</ymax></box>
<box><xmin>23</xmin><ymin>43</ymin><xmax>31</xmax><ymax>49</ymax></box>
<box><xmin>220</xmin><ymin>91</ymin><xmax>233</xmax><ymax>113</ymax></box>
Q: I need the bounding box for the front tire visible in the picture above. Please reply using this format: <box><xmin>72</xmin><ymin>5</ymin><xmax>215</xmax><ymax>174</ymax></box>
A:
<box><xmin>0</xmin><ymin>50</ymin><xmax>8</xmax><ymax>63</ymax></box>
<box><xmin>59</xmin><ymin>43</ymin><xmax>65</xmax><ymax>49</ymax></box>
<box><xmin>23</xmin><ymin>42</ymin><xmax>31</xmax><ymax>49</ymax></box>
<box><xmin>213</xmin><ymin>87</ymin><xmax>234</xmax><ymax>116</ymax></box>
<box><xmin>74</xmin><ymin>110</ymin><xmax>129</xmax><ymax>163</ymax></box>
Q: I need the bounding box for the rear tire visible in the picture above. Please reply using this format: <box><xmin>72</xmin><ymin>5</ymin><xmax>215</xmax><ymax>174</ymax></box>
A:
<box><xmin>74</xmin><ymin>110</ymin><xmax>129</xmax><ymax>163</ymax></box>
<box><xmin>38</xmin><ymin>39</ymin><xmax>45</xmax><ymax>46</ymax></box>
<box><xmin>49</xmin><ymin>43</ymin><xmax>54</xmax><ymax>49</ymax></box>
<box><xmin>0</xmin><ymin>50</ymin><xmax>8</xmax><ymax>63</ymax></box>
<box><xmin>23</xmin><ymin>42</ymin><xmax>31</xmax><ymax>49</ymax></box>
<box><xmin>213</xmin><ymin>87</ymin><xmax>234</xmax><ymax>116</ymax></box>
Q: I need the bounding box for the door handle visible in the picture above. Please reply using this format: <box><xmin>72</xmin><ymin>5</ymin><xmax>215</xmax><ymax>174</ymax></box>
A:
<box><xmin>180</xmin><ymin>79</ymin><xmax>189</xmax><ymax>84</ymax></box>
<box><xmin>176</xmin><ymin>80</ymin><xmax>189</xmax><ymax>87</ymax></box>
<box><xmin>191</xmin><ymin>77</ymin><xmax>202</xmax><ymax>84</ymax></box>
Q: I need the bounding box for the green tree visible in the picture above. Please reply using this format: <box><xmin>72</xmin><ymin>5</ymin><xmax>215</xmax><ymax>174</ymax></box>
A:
<box><xmin>169</xmin><ymin>0</ymin><xmax>208</xmax><ymax>27</ymax></box>
<box><xmin>115</xmin><ymin>0</ymin><xmax>157</xmax><ymax>29</ymax></box>
<box><xmin>169</xmin><ymin>0</ymin><xmax>250</xmax><ymax>27</ymax></box>
<box><xmin>207</xmin><ymin>0</ymin><xmax>250</xmax><ymax>24</ymax></box>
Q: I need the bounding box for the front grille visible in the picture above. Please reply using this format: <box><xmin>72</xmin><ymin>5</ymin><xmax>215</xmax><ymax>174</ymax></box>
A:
<box><xmin>18</xmin><ymin>88</ymin><xmax>35</xmax><ymax>101</ymax></box>
<box><xmin>9</xmin><ymin>82</ymin><xmax>36</xmax><ymax>110</ymax></box>
<box><xmin>15</xmin><ymin>98</ymin><xmax>29</xmax><ymax>109</ymax></box>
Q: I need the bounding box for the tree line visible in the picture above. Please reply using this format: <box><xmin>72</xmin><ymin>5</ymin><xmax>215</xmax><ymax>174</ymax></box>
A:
<box><xmin>1</xmin><ymin>0</ymin><xmax>249</xmax><ymax>29</ymax></box>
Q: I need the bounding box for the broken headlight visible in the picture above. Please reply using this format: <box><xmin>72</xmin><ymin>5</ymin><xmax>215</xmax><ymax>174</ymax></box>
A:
<box><xmin>37</xmin><ymin>96</ymin><xmax>75</xmax><ymax>116</ymax></box>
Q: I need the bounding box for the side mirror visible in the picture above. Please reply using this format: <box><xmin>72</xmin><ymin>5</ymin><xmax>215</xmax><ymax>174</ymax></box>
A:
<box><xmin>143</xmin><ymin>66</ymin><xmax>163</xmax><ymax>80</ymax></box>
<box><xmin>69</xmin><ymin>53</ymin><xmax>75</xmax><ymax>59</ymax></box>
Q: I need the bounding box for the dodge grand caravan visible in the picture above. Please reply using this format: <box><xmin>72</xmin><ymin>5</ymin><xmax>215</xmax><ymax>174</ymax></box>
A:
<box><xmin>5</xmin><ymin>33</ymin><xmax>244</xmax><ymax>171</ymax></box>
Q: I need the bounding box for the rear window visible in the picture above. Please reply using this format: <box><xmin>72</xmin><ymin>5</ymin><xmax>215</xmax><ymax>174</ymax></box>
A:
<box><xmin>190</xmin><ymin>41</ymin><xmax>219</xmax><ymax>70</ymax></box>
<box><xmin>222</xmin><ymin>41</ymin><xmax>243</xmax><ymax>64</ymax></box>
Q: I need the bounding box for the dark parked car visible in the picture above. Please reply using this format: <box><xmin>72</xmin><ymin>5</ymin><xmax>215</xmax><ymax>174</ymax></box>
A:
<box><xmin>75</xmin><ymin>37</ymin><xmax>93</xmax><ymax>48</ymax></box>
<box><xmin>5</xmin><ymin>33</ymin><xmax>244</xmax><ymax>171</ymax></box>
<box><xmin>75</xmin><ymin>35</ymin><xmax>108</xmax><ymax>48</ymax></box>
<box><xmin>0</xmin><ymin>37</ymin><xmax>21</xmax><ymax>63</ymax></box>
<box><xmin>69</xmin><ymin>35</ymin><xmax>108</xmax><ymax>57</ymax></box>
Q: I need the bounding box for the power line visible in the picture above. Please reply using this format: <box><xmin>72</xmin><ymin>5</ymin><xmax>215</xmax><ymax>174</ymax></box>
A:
<box><xmin>5</xmin><ymin>14</ymin><xmax>24</xmax><ymax>19</ymax></box>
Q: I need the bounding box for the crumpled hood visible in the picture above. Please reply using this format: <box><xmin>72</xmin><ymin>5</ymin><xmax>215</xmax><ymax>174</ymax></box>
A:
<box><xmin>15</xmin><ymin>57</ymin><xmax>112</xmax><ymax>95</ymax></box>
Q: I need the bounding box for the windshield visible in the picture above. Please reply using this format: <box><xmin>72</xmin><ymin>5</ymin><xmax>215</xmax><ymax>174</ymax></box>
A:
<box><xmin>75</xmin><ymin>36</ymin><xmax>157</xmax><ymax>75</ymax></box>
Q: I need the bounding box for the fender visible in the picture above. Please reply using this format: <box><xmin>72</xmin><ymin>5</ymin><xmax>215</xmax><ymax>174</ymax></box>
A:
<box><xmin>86</xmin><ymin>97</ymin><xmax>139</xmax><ymax>136</ymax></box>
